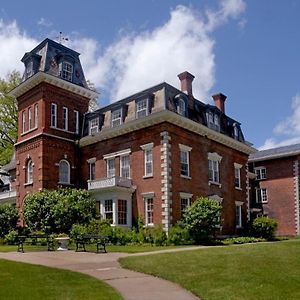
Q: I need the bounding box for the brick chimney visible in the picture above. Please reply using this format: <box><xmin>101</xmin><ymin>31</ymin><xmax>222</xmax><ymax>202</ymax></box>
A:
<box><xmin>177</xmin><ymin>71</ymin><xmax>195</xmax><ymax>96</ymax></box>
<box><xmin>212</xmin><ymin>93</ymin><xmax>227</xmax><ymax>114</ymax></box>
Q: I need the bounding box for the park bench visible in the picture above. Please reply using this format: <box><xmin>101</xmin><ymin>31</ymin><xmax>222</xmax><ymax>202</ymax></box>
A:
<box><xmin>75</xmin><ymin>234</ymin><xmax>108</xmax><ymax>253</ymax></box>
<box><xmin>17</xmin><ymin>234</ymin><xmax>55</xmax><ymax>253</ymax></box>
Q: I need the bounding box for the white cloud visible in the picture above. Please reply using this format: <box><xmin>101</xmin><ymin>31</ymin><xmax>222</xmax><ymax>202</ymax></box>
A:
<box><xmin>37</xmin><ymin>17</ymin><xmax>53</xmax><ymax>27</ymax></box>
<box><xmin>260</xmin><ymin>94</ymin><xmax>300</xmax><ymax>150</ymax></box>
<box><xmin>0</xmin><ymin>20</ymin><xmax>37</xmax><ymax>78</ymax></box>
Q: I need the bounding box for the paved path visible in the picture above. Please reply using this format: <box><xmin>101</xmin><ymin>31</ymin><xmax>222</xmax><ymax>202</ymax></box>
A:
<box><xmin>0</xmin><ymin>248</ymin><xmax>200</xmax><ymax>300</ymax></box>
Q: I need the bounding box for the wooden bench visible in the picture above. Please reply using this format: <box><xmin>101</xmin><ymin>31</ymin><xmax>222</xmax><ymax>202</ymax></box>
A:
<box><xmin>17</xmin><ymin>234</ymin><xmax>55</xmax><ymax>253</ymax></box>
<box><xmin>75</xmin><ymin>234</ymin><xmax>108</xmax><ymax>253</ymax></box>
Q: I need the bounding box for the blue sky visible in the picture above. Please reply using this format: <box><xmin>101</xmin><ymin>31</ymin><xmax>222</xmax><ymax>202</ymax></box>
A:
<box><xmin>1</xmin><ymin>0</ymin><xmax>300</xmax><ymax>150</ymax></box>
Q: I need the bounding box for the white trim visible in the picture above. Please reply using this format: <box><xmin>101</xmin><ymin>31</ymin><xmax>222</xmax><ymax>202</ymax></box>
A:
<box><xmin>293</xmin><ymin>160</ymin><xmax>300</xmax><ymax>235</ymax></box>
<box><xmin>140</xmin><ymin>142</ymin><xmax>154</xmax><ymax>150</ymax></box>
<box><xmin>234</xmin><ymin>162</ymin><xmax>243</xmax><ymax>169</ymax></box>
<box><xmin>142</xmin><ymin>192</ymin><xmax>155</xmax><ymax>198</ymax></box>
<box><xmin>179</xmin><ymin>192</ymin><xmax>193</xmax><ymax>198</ymax></box>
<box><xmin>208</xmin><ymin>194</ymin><xmax>223</xmax><ymax>203</ymax></box>
<box><xmin>208</xmin><ymin>152</ymin><xmax>222</xmax><ymax>162</ymax></box>
<box><xmin>74</xmin><ymin>110</ymin><xmax>79</xmax><ymax>134</ymax></box>
<box><xmin>235</xmin><ymin>201</ymin><xmax>244</xmax><ymax>206</ymax></box>
<box><xmin>87</xmin><ymin>157</ymin><xmax>96</xmax><ymax>164</ymax></box>
<box><xmin>103</xmin><ymin>148</ymin><xmax>131</xmax><ymax>160</ymax></box>
<box><xmin>63</xmin><ymin>106</ymin><xmax>68</xmax><ymax>131</ymax></box>
<box><xmin>179</xmin><ymin>144</ymin><xmax>192</xmax><ymax>152</ymax></box>
<box><xmin>51</xmin><ymin>103</ymin><xmax>57</xmax><ymax>128</ymax></box>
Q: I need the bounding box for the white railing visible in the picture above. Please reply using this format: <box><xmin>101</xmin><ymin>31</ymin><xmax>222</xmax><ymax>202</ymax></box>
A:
<box><xmin>0</xmin><ymin>190</ymin><xmax>16</xmax><ymax>202</ymax></box>
<box><xmin>88</xmin><ymin>176</ymin><xmax>132</xmax><ymax>190</ymax></box>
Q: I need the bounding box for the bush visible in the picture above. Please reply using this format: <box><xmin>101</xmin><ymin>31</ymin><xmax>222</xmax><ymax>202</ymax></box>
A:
<box><xmin>167</xmin><ymin>223</ymin><xmax>191</xmax><ymax>245</ymax></box>
<box><xmin>251</xmin><ymin>216</ymin><xmax>278</xmax><ymax>239</ymax></box>
<box><xmin>222</xmin><ymin>236</ymin><xmax>265</xmax><ymax>245</ymax></box>
<box><xmin>0</xmin><ymin>204</ymin><xmax>18</xmax><ymax>237</ymax></box>
<box><xmin>4</xmin><ymin>230</ymin><xmax>18</xmax><ymax>245</ymax></box>
<box><xmin>182</xmin><ymin>197</ymin><xmax>221</xmax><ymax>244</ymax></box>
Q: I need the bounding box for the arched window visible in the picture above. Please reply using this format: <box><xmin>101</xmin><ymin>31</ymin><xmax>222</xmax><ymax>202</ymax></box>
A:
<box><xmin>26</xmin><ymin>159</ymin><xmax>33</xmax><ymax>184</ymax></box>
<box><xmin>177</xmin><ymin>98</ymin><xmax>186</xmax><ymax>116</ymax></box>
<box><xmin>59</xmin><ymin>160</ymin><xmax>70</xmax><ymax>184</ymax></box>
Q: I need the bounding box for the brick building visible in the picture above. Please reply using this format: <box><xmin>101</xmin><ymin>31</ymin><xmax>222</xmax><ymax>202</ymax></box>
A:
<box><xmin>2</xmin><ymin>38</ymin><xmax>255</xmax><ymax>234</ymax></box>
<box><xmin>249</xmin><ymin>144</ymin><xmax>300</xmax><ymax>236</ymax></box>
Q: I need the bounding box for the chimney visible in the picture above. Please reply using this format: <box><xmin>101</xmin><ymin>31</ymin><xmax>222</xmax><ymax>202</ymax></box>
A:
<box><xmin>212</xmin><ymin>93</ymin><xmax>227</xmax><ymax>114</ymax></box>
<box><xmin>177</xmin><ymin>71</ymin><xmax>195</xmax><ymax>96</ymax></box>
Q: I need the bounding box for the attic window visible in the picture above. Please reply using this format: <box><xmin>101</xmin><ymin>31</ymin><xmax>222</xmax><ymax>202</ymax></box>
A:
<box><xmin>136</xmin><ymin>99</ymin><xmax>148</xmax><ymax>118</ymax></box>
<box><xmin>89</xmin><ymin>118</ymin><xmax>99</xmax><ymax>135</ymax></box>
<box><xmin>61</xmin><ymin>61</ymin><xmax>73</xmax><ymax>81</ymax></box>
<box><xmin>111</xmin><ymin>108</ymin><xmax>122</xmax><ymax>127</ymax></box>
<box><xmin>177</xmin><ymin>98</ymin><xmax>186</xmax><ymax>116</ymax></box>
<box><xmin>26</xmin><ymin>61</ymin><xmax>33</xmax><ymax>79</ymax></box>
<box><xmin>233</xmin><ymin>124</ymin><xmax>239</xmax><ymax>140</ymax></box>
<box><xmin>207</xmin><ymin>112</ymin><xmax>220</xmax><ymax>132</ymax></box>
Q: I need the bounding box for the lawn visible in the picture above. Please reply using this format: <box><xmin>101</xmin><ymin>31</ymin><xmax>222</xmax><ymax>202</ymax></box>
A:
<box><xmin>120</xmin><ymin>239</ymin><xmax>300</xmax><ymax>300</ymax></box>
<box><xmin>0</xmin><ymin>259</ymin><xmax>122</xmax><ymax>300</ymax></box>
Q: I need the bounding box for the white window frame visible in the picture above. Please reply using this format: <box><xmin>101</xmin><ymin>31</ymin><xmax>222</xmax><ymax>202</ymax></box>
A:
<box><xmin>208</xmin><ymin>152</ymin><xmax>222</xmax><ymax>186</ymax></box>
<box><xmin>22</xmin><ymin>111</ymin><xmax>26</xmax><ymax>133</ymax></box>
<box><xmin>214</xmin><ymin>114</ymin><xmax>220</xmax><ymax>131</ymax></box>
<box><xmin>120</xmin><ymin>155</ymin><xmax>130</xmax><ymax>178</ymax></box>
<box><xmin>26</xmin><ymin>159</ymin><xmax>33</xmax><ymax>184</ymax></box>
<box><xmin>256</xmin><ymin>188</ymin><xmax>268</xmax><ymax>203</ymax></box>
<box><xmin>233</xmin><ymin>124</ymin><xmax>239</xmax><ymax>140</ymax></box>
<box><xmin>59</xmin><ymin>159</ymin><xmax>70</xmax><ymax>184</ymax></box>
<box><xmin>87</xmin><ymin>158</ymin><xmax>96</xmax><ymax>181</ymax></box>
<box><xmin>234</xmin><ymin>163</ymin><xmax>242</xmax><ymax>189</ymax></box>
<box><xmin>143</xmin><ymin>193</ymin><xmax>154</xmax><ymax>226</ymax></box>
<box><xmin>63</xmin><ymin>107</ymin><xmax>68</xmax><ymax>131</ymax></box>
<box><xmin>89</xmin><ymin>117</ymin><xmax>99</xmax><ymax>135</ymax></box>
<box><xmin>235</xmin><ymin>201</ymin><xmax>243</xmax><ymax>228</ymax></box>
<box><xmin>111</xmin><ymin>108</ymin><xmax>122</xmax><ymax>127</ymax></box>
<box><xmin>177</xmin><ymin>98</ymin><xmax>186</xmax><ymax>116</ymax></box>
<box><xmin>207</xmin><ymin>112</ymin><xmax>220</xmax><ymax>131</ymax></box>
<box><xmin>117</xmin><ymin>199</ymin><xmax>127</xmax><ymax>225</ymax></box>
<box><xmin>74</xmin><ymin>110</ymin><xmax>79</xmax><ymax>134</ymax></box>
<box><xmin>34</xmin><ymin>104</ymin><xmax>38</xmax><ymax>128</ymax></box>
<box><xmin>141</xmin><ymin>143</ymin><xmax>154</xmax><ymax>177</ymax></box>
<box><xmin>136</xmin><ymin>99</ymin><xmax>148</xmax><ymax>118</ymax></box>
<box><xmin>61</xmin><ymin>61</ymin><xmax>73</xmax><ymax>81</ymax></box>
<box><xmin>28</xmin><ymin>107</ymin><xmax>32</xmax><ymax>130</ymax></box>
<box><xmin>179</xmin><ymin>144</ymin><xmax>192</xmax><ymax>179</ymax></box>
<box><xmin>106</xmin><ymin>158</ymin><xmax>115</xmax><ymax>178</ymax></box>
<box><xmin>255</xmin><ymin>167</ymin><xmax>267</xmax><ymax>180</ymax></box>
<box><xmin>51</xmin><ymin>103</ymin><xmax>57</xmax><ymax>128</ymax></box>
<box><xmin>104</xmin><ymin>199</ymin><xmax>113</xmax><ymax>221</ymax></box>
<box><xmin>180</xmin><ymin>192</ymin><xmax>193</xmax><ymax>217</ymax></box>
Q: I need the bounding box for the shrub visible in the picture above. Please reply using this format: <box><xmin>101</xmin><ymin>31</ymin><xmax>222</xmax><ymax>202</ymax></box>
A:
<box><xmin>0</xmin><ymin>204</ymin><xmax>18</xmax><ymax>237</ymax></box>
<box><xmin>182</xmin><ymin>197</ymin><xmax>221</xmax><ymax>244</ymax></box>
<box><xmin>251</xmin><ymin>216</ymin><xmax>278</xmax><ymax>239</ymax></box>
<box><xmin>4</xmin><ymin>230</ymin><xmax>18</xmax><ymax>245</ymax></box>
<box><xmin>167</xmin><ymin>223</ymin><xmax>191</xmax><ymax>245</ymax></box>
<box><xmin>222</xmin><ymin>236</ymin><xmax>265</xmax><ymax>245</ymax></box>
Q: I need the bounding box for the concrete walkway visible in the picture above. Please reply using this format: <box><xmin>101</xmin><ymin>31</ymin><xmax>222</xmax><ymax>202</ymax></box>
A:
<box><xmin>0</xmin><ymin>248</ymin><xmax>200</xmax><ymax>300</ymax></box>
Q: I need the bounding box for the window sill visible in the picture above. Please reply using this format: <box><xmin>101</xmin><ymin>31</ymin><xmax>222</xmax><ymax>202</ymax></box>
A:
<box><xmin>143</xmin><ymin>175</ymin><xmax>153</xmax><ymax>179</ymax></box>
<box><xmin>24</xmin><ymin>182</ymin><xmax>33</xmax><ymax>187</ymax></box>
<box><xmin>209</xmin><ymin>181</ymin><xmax>222</xmax><ymax>188</ymax></box>
<box><xmin>50</xmin><ymin>126</ymin><xmax>76</xmax><ymax>134</ymax></box>
<box><xmin>181</xmin><ymin>175</ymin><xmax>191</xmax><ymax>180</ymax></box>
<box><xmin>58</xmin><ymin>182</ymin><xmax>74</xmax><ymax>187</ymax></box>
<box><xmin>235</xmin><ymin>187</ymin><xmax>242</xmax><ymax>191</ymax></box>
<box><xmin>21</xmin><ymin>126</ymin><xmax>38</xmax><ymax>136</ymax></box>
<box><xmin>144</xmin><ymin>224</ymin><xmax>154</xmax><ymax>227</ymax></box>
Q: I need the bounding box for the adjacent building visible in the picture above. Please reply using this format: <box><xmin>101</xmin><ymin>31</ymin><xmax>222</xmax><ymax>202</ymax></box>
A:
<box><xmin>1</xmin><ymin>38</ymin><xmax>256</xmax><ymax>235</ymax></box>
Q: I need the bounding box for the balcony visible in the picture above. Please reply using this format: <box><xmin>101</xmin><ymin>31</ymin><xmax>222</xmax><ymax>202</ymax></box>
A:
<box><xmin>0</xmin><ymin>189</ymin><xmax>16</xmax><ymax>204</ymax></box>
<box><xmin>88</xmin><ymin>176</ymin><xmax>133</xmax><ymax>191</ymax></box>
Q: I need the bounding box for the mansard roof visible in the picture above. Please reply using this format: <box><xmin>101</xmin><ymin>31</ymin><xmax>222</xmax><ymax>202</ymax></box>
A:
<box><xmin>249</xmin><ymin>143</ymin><xmax>300</xmax><ymax>162</ymax></box>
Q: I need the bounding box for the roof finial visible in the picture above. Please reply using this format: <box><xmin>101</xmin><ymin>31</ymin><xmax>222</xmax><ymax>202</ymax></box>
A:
<box><xmin>57</xmin><ymin>32</ymin><xmax>69</xmax><ymax>44</ymax></box>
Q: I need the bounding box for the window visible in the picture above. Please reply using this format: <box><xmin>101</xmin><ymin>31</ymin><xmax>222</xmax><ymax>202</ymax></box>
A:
<box><xmin>59</xmin><ymin>160</ymin><xmax>70</xmax><ymax>184</ymax></box>
<box><xmin>22</xmin><ymin>111</ymin><xmax>26</xmax><ymax>133</ymax></box>
<box><xmin>63</xmin><ymin>107</ymin><xmax>68</xmax><ymax>131</ymax></box>
<box><xmin>34</xmin><ymin>104</ymin><xmax>38</xmax><ymax>128</ymax></box>
<box><xmin>179</xmin><ymin>144</ymin><xmax>192</xmax><ymax>178</ymax></box>
<box><xmin>141</xmin><ymin>143</ymin><xmax>154</xmax><ymax>177</ymax></box>
<box><xmin>118</xmin><ymin>200</ymin><xmax>127</xmax><ymax>225</ymax></box>
<box><xmin>74</xmin><ymin>110</ymin><xmax>79</xmax><ymax>134</ymax></box>
<box><xmin>256</xmin><ymin>188</ymin><xmax>268</xmax><ymax>203</ymax></box>
<box><xmin>177</xmin><ymin>98</ymin><xmax>186</xmax><ymax>116</ymax></box>
<box><xmin>89</xmin><ymin>118</ymin><xmax>99</xmax><ymax>135</ymax></box>
<box><xmin>180</xmin><ymin>192</ymin><xmax>192</xmax><ymax>217</ymax></box>
<box><xmin>89</xmin><ymin>162</ymin><xmax>96</xmax><ymax>181</ymax></box>
<box><xmin>26</xmin><ymin>159</ymin><xmax>33</xmax><ymax>184</ymax></box>
<box><xmin>111</xmin><ymin>109</ymin><xmax>122</xmax><ymax>127</ymax></box>
<box><xmin>207</xmin><ymin>112</ymin><xmax>220</xmax><ymax>131</ymax></box>
<box><xmin>233</xmin><ymin>124</ymin><xmax>239</xmax><ymax>140</ymax></box>
<box><xmin>28</xmin><ymin>107</ymin><xmax>32</xmax><ymax>130</ymax></box>
<box><xmin>145</xmin><ymin>197</ymin><xmax>154</xmax><ymax>226</ymax></box>
<box><xmin>214</xmin><ymin>114</ymin><xmax>220</xmax><ymax>131</ymax></box>
<box><xmin>107</xmin><ymin>159</ymin><xmax>115</xmax><ymax>178</ymax></box>
<box><xmin>255</xmin><ymin>167</ymin><xmax>267</xmax><ymax>180</ymax></box>
<box><xmin>51</xmin><ymin>103</ymin><xmax>57</xmax><ymax>128</ymax></box>
<box><xmin>234</xmin><ymin>163</ymin><xmax>242</xmax><ymax>189</ymax></box>
<box><xmin>26</xmin><ymin>61</ymin><xmax>33</xmax><ymax>78</ymax></box>
<box><xmin>61</xmin><ymin>61</ymin><xmax>73</xmax><ymax>81</ymax></box>
<box><xmin>235</xmin><ymin>202</ymin><xmax>243</xmax><ymax>228</ymax></box>
<box><xmin>104</xmin><ymin>199</ymin><xmax>113</xmax><ymax>220</ymax></box>
<box><xmin>136</xmin><ymin>99</ymin><xmax>148</xmax><ymax>118</ymax></box>
<box><xmin>120</xmin><ymin>155</ymin><xmax>130</xmax><ymax>178</ymax></box>
<box><xmin>208</xmin><ymin>152</ymin><xmax>222</xmax><ymax>184</ymax></box>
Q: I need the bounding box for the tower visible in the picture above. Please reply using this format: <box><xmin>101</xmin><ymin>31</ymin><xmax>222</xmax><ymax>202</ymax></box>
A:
<box><xmin>9</xmin><ymin>38</ymin><xmax>98</xmax><ymax>215</ymax></box>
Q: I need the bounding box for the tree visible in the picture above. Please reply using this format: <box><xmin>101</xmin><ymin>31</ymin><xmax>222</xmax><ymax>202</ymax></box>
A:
<box><xmin>0</xmin><ymin>204</ymin><xmax>18</xmax><ymax>237</ymax></box>
<box><xmin>23</xmin><ymin>188</ymin><xmax>96</xmax><ymax>233</ymax></box>
<box><xmin>182</xmin><ymin>197</ymin><xmax>221</xmax><ymax>244</ymax></box>
<box><xmin>0</xmin><ymin>71</ymin><xmax>21</xmax><ymax>166</ymax></box>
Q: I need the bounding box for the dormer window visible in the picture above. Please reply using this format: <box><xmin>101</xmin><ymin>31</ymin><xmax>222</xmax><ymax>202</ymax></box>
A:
<box><xmin>207</xmin><ymin>112</ymin><xmax>220</xmax><ymax>132</ymax></box>
<box><xmin>177</xmin><ymin>98</ymin><xmax>186</xmax><ymax>116</ymax></box>
<box><xmin>89</xmin><ymin>117</ymin><xmax>99</xmax><ymax>135</ymax></box>
<box><xmin>61</xmin><ymin>61</ymin><xmax>73</xmax><ymax>81</ymax></box>
<box><xmin>26</xmin><ymin>61</ymin><xmax>33</xmax><ymax>79</ymax></box>
<box><xmin>111</xmin><ymin>108</ymin><xmax>122</xmax><ymax>127</ymax></box>
<box><xmin>136</xmin><ymin>99</ymin><xmax>148</xmax><ymax>118</ymax></box>
<box><xmin>233</xmin><ymin>124</ymin><xmax>239</xmax><ymax>140</ymax></box>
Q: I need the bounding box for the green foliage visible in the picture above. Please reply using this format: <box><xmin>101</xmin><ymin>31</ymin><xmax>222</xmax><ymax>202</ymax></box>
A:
<box><xmin>4</xmin><ymin>230</ymin><xmax>18</xmax><ymax>245</ymax></box>
<box><xmin>182</xmin><ymin>197</ymin><xmax>221</xmax><ymax>244</ymax></box>
<box><xmin>0</xmin><ymin>71</ymin><xmax>21</xmax><ymax>165</ymax></box>
<box><xmin>167</xmin><ymin>223</ymin><xmax>192</xmax><ymax>245</ymax></box>
<box><xmin>222</xmin><ymin>236</ymin><xmax>265</xmax><ymax>245</ymax></box>
<box><xmin>252</xmin><ymin>216</ymin><xmax>278</xmax><ymax>239</ymax></box>
<box><xmin>23</xmin><ymin>188</ymin><xmax>96</xmax><ymax>234</ymax></box>
<box><xmin>0</xmin><ymin>204</ymin><xmax>18</xmax><ymax>237</ymax></box>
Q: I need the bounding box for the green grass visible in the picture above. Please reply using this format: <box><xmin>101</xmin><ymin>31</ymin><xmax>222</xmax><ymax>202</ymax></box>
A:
<box><xmin>120</xmin><ymin>239</ymin><xmax>300</xmax><ymax>300</ymax></box>
<box><xmin>0</xmin><ymin>259</ymin><xmax>123</xmax><ymax>300</ymax></box>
